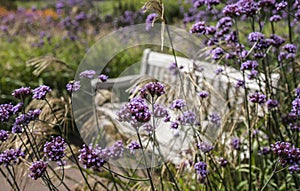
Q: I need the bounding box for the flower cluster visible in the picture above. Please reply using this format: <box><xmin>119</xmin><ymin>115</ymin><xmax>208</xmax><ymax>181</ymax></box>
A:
<box><xmin>153</xmin><ymin>104</ymin><xmax>169</xmax><ymax>118</ymax></box>
<box><xmin>98</xmin><ymin>74</ymin><xmax>108</xmax><ymax>82</ymax></box>
<box><xmin>230</xmin><ymin>137</ymin><xmax>241</xmax><ymax>150</ymax></box>
<box><xmin>32</xmin><ymin>85</ymin><xmax>52</xmax><ymax>100</ymax></box>
<box><xmin>0</xmin><ymin>148</ymin><xmax>24</xmax><ymax>166</ymax></box>
<box><xmin>117</xmin><ymin>97</ymin><xmax>151</xmax><ymax>127</ymax></box>
<box><xmin>128</xmin><ymin>141</ymin><xmax>141</xmax><ymax>154</ymax></box>
<box><xmin>198</xmin><ymin>91</ymin><xmax>209</xmax><ymax>98</ymax></box>
<box><xmin>12</xmin><ymin>109</ymin><xmax>41</xmax><ymax>133</ymax></box>
<box><xmin>66</xmin><ymin>81</ymin><xmax>80</xmax><ymax>92</ymax></box>
<box><xmin>170</xmin><ymin>99</ymin><xmax>186</xmax><ymax>110</ymax></box>
<box><xmin>249</xmin><ymin>92</ymin><xmax>266</xmax><ymax>104</ymax></box>
<box><xmin>29</xmin><ymin>161</ymin><xmax>48</xmax><ymax>180</ymax></box>
<box><xmin>0</xmin><ymin>103</ymin><xmax>22</xmax><ymax>122</ymax></box>
<box><xmin>194</xmin><ymin>161</ymin><xmax>208</xmax><ymax>183</ymax></box>
<box><xmin>78</xmin><ymin>141</ymin><xmax>124</xmax><ymax>170</ymax></box>
<box><xmin>291</xmin><ymin>98</ymin><xmax>300</xmax><ymax>116</ymax></box>
<box><xmin>79</xmin><ymin>70</ymin><xmax>96</xmax><ymax>79</ymax></box>
<box><xmin>0</xmin><ymin>130</ymin><xmax>9</xmax><ymax>142</ymax></box>
<box><xmin>271</xmin><ymin>141</ymin><xmax>300</xmax><ymax>173</ymax></box>
<box><xmin>145</xmin><ymin>13</ymin><xmax>158</xmax><ymax>31</ymax></box>
<box><xmin>109</xmin><ymin>140</ymin><xmax>124</xmax><ymax>159</ymax></box>
<box><xmin>78</xmin><ymin>144</ymin><xmax>106</xmax><ymax>170</ymax></box>
<box><xmin>197</xmin><ymin>141</ymin><xmax>214</xmax><ymax>154</ymax></box>
<box><xmin>178</xmin><ymin>110</ymin><xmax>196</xmax><ymax>125</ymax></box>
<box><xmin>266</xmin><ymin>99</ymin><xmax>279</xmax><ymax>109</ymax></box>
<box><xmin>43</xmin><ymin>136</ymin><xmax>66</xmax><ymax>166</ymax></box>
<box><xmin>12</xmin><ymin>87</ymin><xmax>31</xmax><ymax>99</ymax></box>
<box><xmin>140</xmin><ymin>82</ymin><xmax>165</xmax><ymax>100</ymax></box>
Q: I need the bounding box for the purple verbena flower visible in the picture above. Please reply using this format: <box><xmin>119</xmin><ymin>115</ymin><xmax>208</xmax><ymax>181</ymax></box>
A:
<box><xmin>209</xmin><ymin>112</ymin><xmax>220</xmax><ymax>124</ymax></box>
<box><xmin>235</xmin><ymin>79</ymin><xmax>245</xmax><ymax>88</ymax></box>
<box><xmin>197</xmin><ymin>141</ymin><xmax>214</xmax><ymax>153</ymax></box>
<box><xmin>0</xmin><ymin>103</ymin><xmax>14</xmax><ymax>122</ymax></box>
<box><xmin>194</xmin><ymin>161</ymin><xmax>208</xmax><ymax>183</ymax></box>
<box><xmin>29</xmin><ymin>161</ymin><xmax>47</xmax><ymax>180</ymax></box>
<box><xmin>145</xmin><ymin>13</ymin><xmax>158</xmax><ymax>31</ymax></box>
<box><xmin>258</xmin><ymin>146</ymin><xmax>271</xmax><ymax>155</ymax></box>
<box><xmin>248</xmin><ymin>32</ymin><xmax>264</xmax><ymax>42</ymax></box>
<box><xmin>153</xmin><ymin>104</ymin><xmax>168</xmax><ymax>118</ymax></box>
<box><xmin>171</xmin><ymin>121</ymin><xmax>179</xmax><ymax>129</ymax></box>
<box><xmin>240</xmin><ymin>60</ymin><xmax>258</xmax><ymax>70</ymax></box>
<box><xmin>117</xmin><ymin>97</ymin><xmax>151</xmax><ymax>127</ymax></box>
<box><xmin>275</xmin><ymin>1</ymin><xmax>288</xmax><ymax>11</ymax></box>
<box><xmin>270</xmin><ymin>15</ymin><xmax>282</xmax><ymax>22</ymax></box>
<box><xmin>32</xmin><ymin>85</ymin><xmax>52</xmax><ymax>100</ymax></box>
<box><xmin>219</xmin><ymin>157</ymin><xmax>228</xmax><ymax>167</ymax></box>
<box><xmin>66</xmin><ymin>81</ymin><xmax>81</xmax><ymax>92</ymax></box>
<box><xmin>266</xmin><ymin>99</ymin><xmax>279</xmax><ymax>109</ymax></box>
<box><xmin>211</xmin><ymin>47</ymin><xmax>224</xmax><ymax>60</ymax></box>
<box><xmin>128</xmin><ymin>141</ymin><xmax>141</xmax><ymax>154</ymax></box>
<box><xmin>284</xmin><ymin>43</ymin><xmax>297</xmax><ymax>53</ymax></box>
<box><xmin>79</xmin><ymin>70</ymin><xmax>96</xmax><ymax>79</ymax></box>
<box><xmin>291</xmin><ymin>98</ymin><xmax>300</xmax><ymax>116</ymax></box>
<box><xmin>109</xmin><ymin>140</ymin><xmax>124</xmax><ymax>159</ymax></box>
<box><xmin>289</xmin><ymin>164</ymin><xmax>300</xmax><ymax>174</ymax></box>
<box><xmin>43</xmin><ymin>136</ymin><xmax>66</xmax><ymax>166</ymax></box>
<box><xmin>98</xmin><ymin>74</ymin><xmax>108</xmax><ymax>82</ymax></box>
<box><xmin>0</xmin><ymin>130</ymin><xmax>9</xmax><ymax>142</ymax></box>
<box><xmin>271</xmin><ymin>141</ymin><xmax>300</xmax><ymax>172</ymax></box>
<box><xmin>269</xmin><ymin>34</ymin><xmax>285</xmax><ymax>47</ymax></box>
<box><xmin>140</xmin><ymin>82</ymin><xmax>165</xmax><ymax>99</ymax></box>
<box><xmin>230</xmin><ymin>137</ymin><xmax>241</xmax><ymax>150</ymax></box>
<box><xmin>0</xmin><ymin>149</ymin><xmax>24</xmax><ymax>167</ymax></box>
<box><xmin>178</xmin><ymin>110</ymin><xmax>196</xmax><ymax>125</ymax></box>
<box><xmin>190</xmin><ymin>21</ymin><xmax>206</xmax><ymax>34</ymax></box>
<box><xmin>215</xmin><ymin>67</ymin><xmax>224</xmax><ymax>74</ymax></box>
<box><xmin>170</xmin><ymin>99</ymin><xmax>186</xmax><ymax>110</ymax></box>
<box><xmin>12</xmin><ymin>87</ymin><xmax>31</xmax><ymax>99</ymax></box>
<box><xmin>78</xmin><ymin>144</ymin><xmax>105</xmax><ymax>170</ymax></box>
<box><xmin>198</xmin><ymin>91</ymin><xmax>209</xmax><ymax>98</ymax></box>
<box><xmin>249</xmin><ymin>92</ymin><xmax>266</xmax><ymax>104</ymax></box>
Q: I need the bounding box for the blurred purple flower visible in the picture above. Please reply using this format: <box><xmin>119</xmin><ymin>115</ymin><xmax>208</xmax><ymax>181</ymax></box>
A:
<box><xmin>12</xmin><ymin>87</ymin><xmax>31</xmax><ymax>99</ymax></box>
<box><xmin>98</xmin><ymin>74</ymin><xmax>108</xmax><ymax>82</ymax></box>
<box><xmin>249</xmin><ymin>92</ymin><xmax>266</xmax><ymax>104</ymax></box>
<box><xmin>197</xmin><ymin>141</ymin><xmax>214</xmax><ymax>153</ymax></box>
<box><xmin>32</xmin><ymin>85</ymin><xmax>52</xmax><ymax>100</ymax></box>
<box><xmin>275</xmin><ymin>1</ymin><xmax>288</xmax><ymax>11</ymax></box>
<box><xmin>266</xmin><ymin>99</ymin><xmax>279</xmax><ymax>109</ymax></box>
<box><xmin>230</xmin><ymin>137</ymin><xmax>241</xmax><ymax>150</ymax></box>
<box><xmin>145</xmin><ymin>13</ymin><xmax>158</xmax><ymax>31</ymax></box>
<box><xmin>66</xmin><ymin>81</ymin><xmax>81</xmax><ymax>92</ymax></box>
<box><xmin>128</xmin><ymin>141</ymin><xmax>140</xmax><ymax>154</ymax></box>
<box><xmin>0</xmin><ymin>148</ymin><xmax>24</xmax><ymax>167</ymax></box>
<box><xmin>170</xmin><ymin>99</ymin><xmax>186</xmax><ymax>110</ymax></box>
<box><xmin>270</xmin><ymin>15</ymin><xmax>282</xmax><ymax>22</ymax></box>
<box><xmin>79</xmin><ymin>70</ymin><xmax>96</xmax><ymax>79</ymax></box>
<box><xmin>0</xmin><ymin>130</ymin><xmax>9</xmax><ymax>142</ymax></box>
<box><xmin>198</xmin><ymin>91</ymin><xmax>209</xmax><ymax>98</ymax></box>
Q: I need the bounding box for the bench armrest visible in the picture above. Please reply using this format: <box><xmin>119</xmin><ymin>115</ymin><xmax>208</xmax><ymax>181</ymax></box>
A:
<box><xmin>91</xmin><ymin>74</ymin><xmax>142</xmax><ymax>90</ymax></box>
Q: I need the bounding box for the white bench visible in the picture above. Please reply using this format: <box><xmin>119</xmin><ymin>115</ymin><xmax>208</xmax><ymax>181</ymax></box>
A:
<box><xmin>89</xmin><ymin>49</ymin><xmax>280</xmax><ymax>165</ymax></box>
